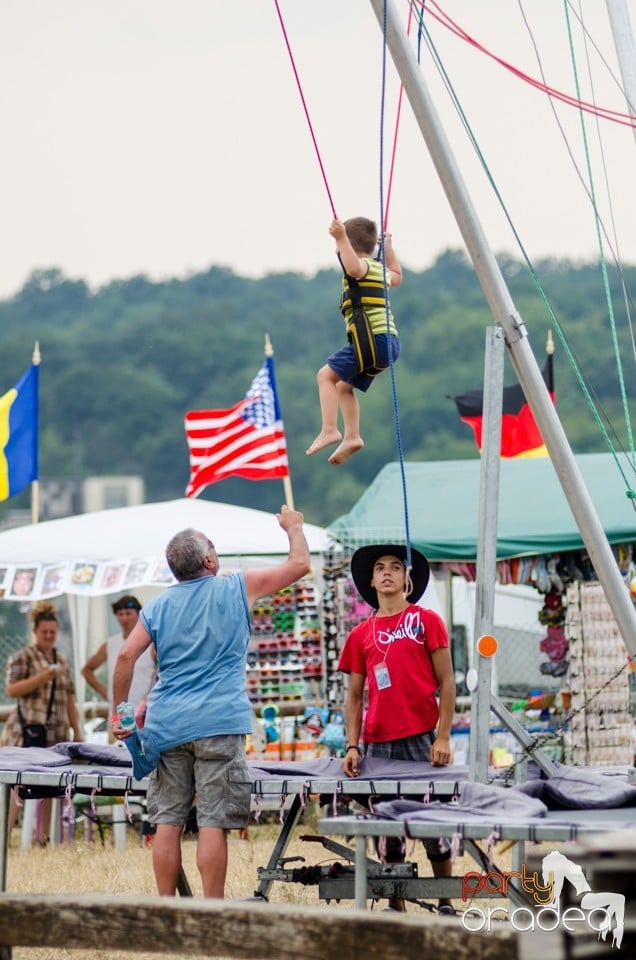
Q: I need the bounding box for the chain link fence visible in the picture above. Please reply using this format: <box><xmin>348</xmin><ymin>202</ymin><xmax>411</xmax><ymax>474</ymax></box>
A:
<box><xmin>451</xmin><ymin>580</ymin><xmax>555</xmax><ymax>699</ymax></box>
<box><xmin>0</xmin><ymin>635</ymin><xmax>28</xmax><ymax>708</ymax></box>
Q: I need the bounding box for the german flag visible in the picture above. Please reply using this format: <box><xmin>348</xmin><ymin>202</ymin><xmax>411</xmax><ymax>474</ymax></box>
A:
<box><xmin>451</xmin><ymin>355</ymin><xmax>554</xmax><ymax>459</ymax></box>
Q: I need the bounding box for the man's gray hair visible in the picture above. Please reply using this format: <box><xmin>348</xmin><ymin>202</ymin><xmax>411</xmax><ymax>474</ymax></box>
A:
<box><xmin>166</xmin><ymin>528</ymin><xmax>209</xmax><ymax>581</ymax></box>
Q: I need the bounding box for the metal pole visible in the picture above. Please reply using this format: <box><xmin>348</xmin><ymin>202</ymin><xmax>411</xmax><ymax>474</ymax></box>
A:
<box><xmin>264</xmin><ymin>334</ymin><xmax>295</xmax><ymax>510</ymax></box>
<box><xmin>30</xmin><ymin>340</ymin><xmax>41</xmax><ymax>525</ymax></box>
<box><xmin>369</xmin><ymin>0</ymin><xmax>636</xmax><ymax>658</ymax></box>
<box><xmin>355</xmin><ymin>836</ymin><xmax>367</xmax><ymax>909</ymax></box>
<box><xmin>469</xmin><ymin>327</ymin><xmax>504</xmax><ymax>783</ymax></box>
<box><xmin>606</xmin><ymin>0</ymin><xmax>636</xmax><ymax>144</ymax></box>
<box><xmin>0</xmin><ymin>785</ymin><xmax>8</xmax><ymax>892</ymax></box>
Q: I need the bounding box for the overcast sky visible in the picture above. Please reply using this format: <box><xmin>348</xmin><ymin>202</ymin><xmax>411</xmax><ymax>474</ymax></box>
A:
<box><xmin>1</xmin><ymin>0</ymin><xmax>634</xmax><ymax>299</ymax></box>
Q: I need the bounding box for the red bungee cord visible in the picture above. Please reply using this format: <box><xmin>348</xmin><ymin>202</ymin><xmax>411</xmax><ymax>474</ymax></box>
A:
<box><xmin>419</xmin><ymin>0</ymin><xmax>636</xmax><ymax>129</ymax></box>
<box><xmin>273</xmin><ymin>0</ymin><xmax>338</xmax><ymax>219</ymax></box>
<box><xmin>274</xmin><ymin>0</ymin><xmax>411</xmax><ymax>229</ymax></box>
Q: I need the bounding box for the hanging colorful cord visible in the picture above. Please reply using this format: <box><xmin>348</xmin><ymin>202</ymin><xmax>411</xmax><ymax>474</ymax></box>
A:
<box><xmin>273</xmin><ymin>0</ymin><xmax>408</xmax><ymax>239</ymax></box>
<box><xmin>273</xmin><ymin>0</ymin><xmax>338</xmax><ymax>218</ymax></box>
<box><xmin>274</xmin><ymin>0</ymin><xmax>417</xmax><ymax>570</ymax></box>
<box><xmin>418</xmin><ymin>0</ymin><xmax>636</xmax><ymax>128</ymax></box>
<box><xmin>562</xmin><ymin>0</ymin><xmax>635</xmax><ymax>467</ymax></box>
<box><xmin>415</xmin><ymin>1</ymin><xmax>636</xmax><ymax>499</ymax></box>
<box><xmin>377</xmin><ymin>0</ymin><xmax>414</xmax><ymax>578</ymax></box>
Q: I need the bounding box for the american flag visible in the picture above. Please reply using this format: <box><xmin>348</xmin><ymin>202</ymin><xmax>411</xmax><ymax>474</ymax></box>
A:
<box><xmin>184</xmin><ymin>356</ymin><xmax>290</xmax><ymax>498</ymax></box>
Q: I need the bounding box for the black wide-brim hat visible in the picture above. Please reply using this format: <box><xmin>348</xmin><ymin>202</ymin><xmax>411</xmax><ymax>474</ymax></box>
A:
<box><xmin>350</xmin><ymin>544</ymin><xmax>430</xmax><ymax>609</ymax></box>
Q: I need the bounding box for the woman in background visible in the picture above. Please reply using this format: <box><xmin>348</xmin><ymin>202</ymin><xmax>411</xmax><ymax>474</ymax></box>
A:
<box><xmin>1</xmin><ymin>600</ymin><xmax>82</xmax><ymax>842</ymax></box>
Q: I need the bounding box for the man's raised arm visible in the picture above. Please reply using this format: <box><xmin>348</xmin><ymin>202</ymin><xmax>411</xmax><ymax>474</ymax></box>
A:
<box><xmin>244</xmin><ymin>505</ymin><xmax>310</xmax><ymax>608</ymax></box>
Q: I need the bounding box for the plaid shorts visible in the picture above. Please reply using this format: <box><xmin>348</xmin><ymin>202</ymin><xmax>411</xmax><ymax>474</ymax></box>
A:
<box><xmin>147</xmin><ymin>734</ymin><xmax>251</xmax><ymax>829</ymax></box>
<box><xmin>326</xmin><ymin>334</ymin><xmax>400</xmax><ymax>391</ymax></box>
<box><xmin>365</xmin><ymin>733</ymin><xmax>450</xmax><ymax>863</ymax></box>
<box><xmin>365</xmin><ymin>732</ymin><xmax>436</xmax><ymax>764</ymax></box>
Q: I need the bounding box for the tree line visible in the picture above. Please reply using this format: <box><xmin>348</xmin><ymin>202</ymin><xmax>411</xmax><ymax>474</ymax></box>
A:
<box><xmin>0</xmin><ymin>250</ymin><xmax>634</xmax><ymax>528</ymax></box>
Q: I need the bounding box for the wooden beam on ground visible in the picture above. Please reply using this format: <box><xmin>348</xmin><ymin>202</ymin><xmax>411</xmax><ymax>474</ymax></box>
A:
<box><xmin>0</xmin><ymin>893</ymin><xmax>521</xmax><ymax>960</ymax></box>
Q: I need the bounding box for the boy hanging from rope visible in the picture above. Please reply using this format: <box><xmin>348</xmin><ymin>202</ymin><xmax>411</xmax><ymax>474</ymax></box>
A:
<box><xmin>306</xmin><ymin>217</ymin><xmax>403</xmax><ymax>465</ymax></box>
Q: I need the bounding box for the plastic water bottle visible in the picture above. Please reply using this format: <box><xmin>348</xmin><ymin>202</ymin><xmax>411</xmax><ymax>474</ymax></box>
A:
<box><xmin>117</xmin><ymin>701</ymin><xmax>136</xmax><ymax>731</ymax></box>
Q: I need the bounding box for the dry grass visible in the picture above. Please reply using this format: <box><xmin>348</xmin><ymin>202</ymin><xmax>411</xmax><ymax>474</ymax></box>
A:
<box><xmin>5</xmin><ymin>806</ymin><xmax>524</xmax><ymax>960</ymax></box>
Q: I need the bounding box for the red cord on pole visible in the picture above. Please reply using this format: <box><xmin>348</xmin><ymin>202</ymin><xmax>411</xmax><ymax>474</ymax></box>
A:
<box><xmin>420</xmin><ymin>0</ymin><xmax>636</xmax><ymax>128</ymax></box>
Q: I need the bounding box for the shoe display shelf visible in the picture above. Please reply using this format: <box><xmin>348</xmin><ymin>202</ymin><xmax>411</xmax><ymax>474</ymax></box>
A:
<box><xmin>564</xmin><ymin>581</ymin><xmax>634</xmax><ymax>767</ymax></box>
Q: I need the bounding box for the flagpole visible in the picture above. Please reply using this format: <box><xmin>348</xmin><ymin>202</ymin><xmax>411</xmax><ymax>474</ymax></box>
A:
<box><xmin>31</xmin><ymin>341</ymin><xmax>41</xmax><ymax>526</ymax></box>
<box><xmin>264</xmin><ymin>334</ymin><xmax>295</xmax><ymax>511</ymax></box>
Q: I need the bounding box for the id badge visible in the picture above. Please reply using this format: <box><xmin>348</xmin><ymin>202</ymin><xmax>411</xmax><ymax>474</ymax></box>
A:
<box><xmin>374</xmin><ymin>662</ymin><xmax>392</xmax><ymax>690</ymax></box>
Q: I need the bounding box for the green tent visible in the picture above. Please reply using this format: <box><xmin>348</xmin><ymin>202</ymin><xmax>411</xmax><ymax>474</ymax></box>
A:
<box><xmin>326</xmin><ymin>452</ymin><xmax>636</xmax><ymax>561</ymax></box>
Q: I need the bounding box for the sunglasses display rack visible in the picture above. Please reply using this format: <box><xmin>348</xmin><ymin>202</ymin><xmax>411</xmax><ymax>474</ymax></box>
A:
<box><xmin>322</xmin><ymin>547</ymin><xmax>371</xmax><ymax>708</ymax></box>
<box><xmin>246</xmin><ymin>579</ymin><xmax>325</xmax><ymax>709</ymax></box>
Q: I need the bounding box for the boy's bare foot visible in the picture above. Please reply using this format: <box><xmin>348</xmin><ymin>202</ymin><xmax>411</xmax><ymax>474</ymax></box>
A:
<box><xmin>306</xmin><ymin>431</ymin><xmax>341</xmax><ymax>456</ymax></box>
<box><xmin>328</xmin><ymin>438</ymin><xmax>364</xmax><ymax>465</ymax></box>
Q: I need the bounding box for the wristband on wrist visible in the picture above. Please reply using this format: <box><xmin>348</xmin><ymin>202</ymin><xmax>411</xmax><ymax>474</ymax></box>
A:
<box><xmin>345</xmin><ymin>744</ymin><xmax>361</xmax><ymax>754</ymax></box>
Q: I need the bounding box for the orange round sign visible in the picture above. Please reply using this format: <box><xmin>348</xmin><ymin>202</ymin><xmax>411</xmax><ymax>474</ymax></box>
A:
<box><xmin>477</xmin><ymin>634</ymin><xmax>498</xmax><ymax>658</ymax></box>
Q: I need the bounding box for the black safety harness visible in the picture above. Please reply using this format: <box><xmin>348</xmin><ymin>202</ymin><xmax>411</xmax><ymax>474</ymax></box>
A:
<box><xmin>339</xmin><ymin>260</ymin><xmax>389</xmax><ymax>375</ymax></box>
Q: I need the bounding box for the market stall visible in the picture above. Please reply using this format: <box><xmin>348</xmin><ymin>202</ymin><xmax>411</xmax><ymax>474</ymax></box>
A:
<box><xmin>324</xmin><ymin>452</ymin><xmax>636</xmax><ymax>767</ymax></box>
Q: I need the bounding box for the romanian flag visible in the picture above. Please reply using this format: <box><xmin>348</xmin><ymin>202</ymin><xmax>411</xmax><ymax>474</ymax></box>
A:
<box><xmin>451</xmin><ymin>357</ymin><xmax>554</xmax><ymax>459</ymax></box>
<box><xmin>0</xmin><ymin>364</ymin><xmax>39</xmax><ymax>501</ymax></box>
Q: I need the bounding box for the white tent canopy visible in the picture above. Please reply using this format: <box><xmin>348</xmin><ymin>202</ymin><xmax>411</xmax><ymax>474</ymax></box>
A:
<box><xmin>0</xmin><ymin>497</ymin><xmax>327</xmax><ymax>575</ymax></box>
<box><xmin>0</xmin><ymin>498</ymin><xmax>328</xmax><ymax>720</ymax></box>
<box><xmin>0</xmin><ymin>498</ymin><xmax>327</xmax><ymax>600</ymax></box>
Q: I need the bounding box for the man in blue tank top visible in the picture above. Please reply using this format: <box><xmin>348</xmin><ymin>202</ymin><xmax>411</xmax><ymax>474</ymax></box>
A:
<box><xmin>112</xmin><ymin>504</ymin><xmax>310</xmax><ymax>898</ymax></box>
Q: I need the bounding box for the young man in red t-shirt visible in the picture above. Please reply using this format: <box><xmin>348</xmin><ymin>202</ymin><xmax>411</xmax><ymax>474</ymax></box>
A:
<box><xmin>338</xmin><ymin>543</ymin><xmax>456</xmax><ymax>914</ymax></box>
